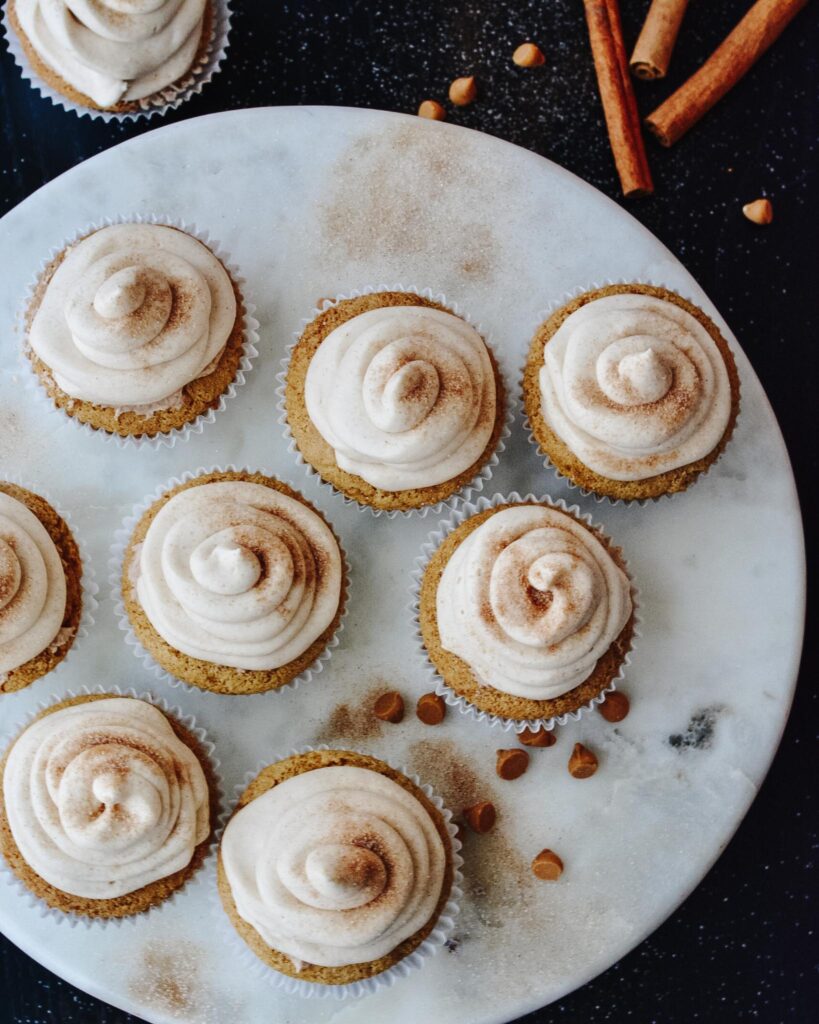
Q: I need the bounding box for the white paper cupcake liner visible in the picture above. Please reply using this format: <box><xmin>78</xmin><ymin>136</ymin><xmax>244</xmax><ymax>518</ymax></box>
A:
<box><xmin>2</xmin><ymin>0</ymin><xmax>232</xmax><ymax>122</ymax></box>
<box><xmin>211</xmin><ymin>745</ymin><xmax>464</xmax><ymax>999</ymax></box>
<box><xmin>18</xmin><ymin>213</ymin><xmax>260</xmax><ymax>451</ymax></box>
<box><xmin>0</xmin><ymin>477</ymin><xmax>98</xmax><ymax>696</ymax></box>
<box><xmin>410</xmin><ymin>492</ymin><xmax>641</xmax><ymax>734</ymax></box>
<box><xmin>108</xmin><ymin>466</ymin><xmax>350</xmax><ymax>697</ymax></box>
<box><xmin>520</xmin><ymin>279</ymin><xmax>742</xmax><ymax>506</ymax></box>
<box><xmin>275</xmin><ymin>283</ymin><xmax>514</xmax><ymax>519</ymax></box>
<box><xmin>0</xmin><ymin>685</ymin><xmax>223</xmax><ymax>927</ymax></box>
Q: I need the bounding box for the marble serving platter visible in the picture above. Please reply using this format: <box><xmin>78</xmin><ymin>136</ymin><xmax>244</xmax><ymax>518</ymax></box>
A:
<box><xmin>0</xmin><ymin>107</ymin><xmax>805</xmax><ymax>1024</ymax></box>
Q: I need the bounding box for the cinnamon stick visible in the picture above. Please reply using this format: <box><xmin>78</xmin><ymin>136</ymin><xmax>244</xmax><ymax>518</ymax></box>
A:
<box><xmin>583</xmin><ymin>0</ymin><xmax>654</xmax><ymax>197</ymax></box>
<box><xmin>646</xmin><ymin>0</ymin><xmax>809</xmax><ymax>146</ymax></box>
<box><xmin>630</xmin><ymin>0</ymin><xmax>689</xmax><ymax>80</ymax></box>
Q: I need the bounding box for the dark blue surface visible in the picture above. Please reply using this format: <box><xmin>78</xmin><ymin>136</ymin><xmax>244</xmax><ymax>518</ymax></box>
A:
<box><xmin>1</xmin><ymin>2</ymin><xmax>816</xmax><ymax>1021</ymax></box>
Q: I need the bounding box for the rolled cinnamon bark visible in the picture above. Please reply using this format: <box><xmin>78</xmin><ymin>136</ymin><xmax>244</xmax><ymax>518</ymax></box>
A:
<box><xmin>630</xmin><ymin>0</ymin><xmax>690</xmax><ymax>80</ymax></box>
<box><xmin>646</xmin><ymin>0</ymin><xmax>809</xmax><ymax>146</ymax></box>
<box><xmin>583</xmin><ymin>0</ymin><xmax>654</xmax><ymax>197</ymax></box>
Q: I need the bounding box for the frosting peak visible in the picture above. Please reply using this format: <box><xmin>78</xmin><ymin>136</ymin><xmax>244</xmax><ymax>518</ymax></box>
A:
<box><xmin>29</xmin><ymin>224</ymin><xmax>236</xmax><ymax>409</ymax></box>
<box><xmin>539</xmin><ymin>293</ymin><xmax>732</xmax><ymax>480</ymax></box>
<box><xmin>2</xmin><ymin>698</ymin><xmax>210</xmax><ymax>899</ymax></box>
<box><xmin>436</xmin><ymin>505</ymin><xmax>632</xmax><ymax>700</ymax></box>
<box><xmin>135</xmin><ymin>480</ymin><xmax>342</xmax><ymax>671</ymax></box>
<box><xmin>304</xmin><ymin>305</ymin><xmax>497</xmax><ymax>491</ymax></box>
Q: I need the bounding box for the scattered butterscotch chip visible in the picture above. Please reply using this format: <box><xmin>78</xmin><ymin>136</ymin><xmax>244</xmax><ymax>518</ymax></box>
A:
<box><xmin>449</xmin><ymin>75</ymin><xmax>477</xmax><ymax>106</ymax></box>
<box><xmin>598</xmin><ymin>691</ymin><xmax>630</xmax><ymax>723</ymax></box>
<box><xmin>418</xmin><ymin>99</ymin><xmax>446</xmax><ymax>120</ymax></box>
<box><xmin>513</xmin><ymin>42</ymin><xmax>546</xmax><ymax>67</ymax></box>
<box><xmin>464</xmin><ymin>800</ymin><xmax>496</xmax><ymax>834</ymax></box>
<box><xmin>568</xmin><ymin>742</ymin><xmax>598</xmax><ymax>779</ymax></box>
<box><xmin>531</xmin><ymin>848</ymin><xmax>564</xmax><ymax>881</ymax></box>
<box><xmin>416</xmin><ymin>692</ymin><xmax>446</xmax><ymax>725</ymax></box>
<box><xmin>518</xmin><ymin>727</ymin><xmax>556</xmax><ymax>748</ymax></box>
<box><xmin>742</xmin><ymin>198</ymin><xmax>773</xmax><ymax>225</ymax></box>
<box><xmin>496</xmin><ymin>748</ymin><xmax>529</xmax><ymax>780</ymax></box>
<box><xmin>373</xmin><ymin>690</ymin><xmax>405</xmax><ymax>724</ymax></box>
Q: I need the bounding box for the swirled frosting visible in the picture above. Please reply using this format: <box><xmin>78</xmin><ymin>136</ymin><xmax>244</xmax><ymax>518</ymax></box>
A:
<box><xmin>221</xmin><ymin>763</ymin><xmax>447</xmax><ymax>968</ymax></box>
<box><xmin>304</xmin><ymin>306</ymin><xmax>497</xmax><ymax>491</ymax></box>
<box><xmin>135</xmin><ymin>480</ymin><xmax>342</xmax><ymax>671</ymax></box>
<box><xmin>0</xmin><ymin>492</ymin><xmax>67</xmax><ymax>674</ymax></box>
<box><xmin>2</xmin><ymin>697</ymin><xmax>209</xmax><ymax>899</ymax></box>
<box><xmin>14</xmin><ymin>0</ymin><xmax>208</xmax><ymax>109</ymax></box>
<box><xmin>28</xmin><ymin>223</ymin><xmax>236</xmax><ymax>410</ymax></box>
<box><xmin>436</xmin><ymin>505</ymin><xmax>632</xmax><ymax>700</ymax></box>
<box><xmin>538</xmin><ymin>293</ymin><xmax>733</xmax><ymax>480</ymax></box>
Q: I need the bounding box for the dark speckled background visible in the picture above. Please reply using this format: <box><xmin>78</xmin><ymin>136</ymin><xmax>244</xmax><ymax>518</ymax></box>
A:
<box><xmin>1</xmin><ymin>1</ymin><xmax>816</xmax><ymax>1021</ymax></box>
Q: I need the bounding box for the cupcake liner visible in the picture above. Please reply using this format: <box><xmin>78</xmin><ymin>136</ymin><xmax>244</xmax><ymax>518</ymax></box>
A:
<box><xmin>275</xmin><ymin>283</ymin><xmax>514</xmax><ymax>519</ymax></box>
<box><xmin>108</xmin><ymin>466</ymin><xmax>350</xmax><ymax>697</ymax></box>
<box><xmin>0</xmin><ymin>685</ymin><xmax>223</xmax><ymax>927</ymax></box>
<box><xmin>2</xmin><ymin>0</ymin><xmax>232</xmax><ymax>122</ymax></box>
<box><xmin>0</xmin><ymin>477</ymin><xmax>98</xmax><ymax>695</ymax></box>
<box><xmin>411</xmin><ymin>492</ymin><xmax>641</xmax><ymax>734</ymax></box>
<box><xmin>18</xmin><ymin>212</ymin><xmax>260</xmax><ymax>451</ymax></box>
<box><xmin>211</xmin><ymin>745</ymin><xmax>464</xmax><ymax>999</ymax></box>
<box><xmin>521</xmin><ymin>279</ymin><xmax>742</xmax><ymax>506</ymax></box>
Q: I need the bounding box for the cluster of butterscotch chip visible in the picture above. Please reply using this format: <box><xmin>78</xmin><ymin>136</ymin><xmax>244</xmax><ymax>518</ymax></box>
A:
<box><xmin>370</xmin><ymin>685</ymin><xmax>631</xmax><ymax>883</ymax></box>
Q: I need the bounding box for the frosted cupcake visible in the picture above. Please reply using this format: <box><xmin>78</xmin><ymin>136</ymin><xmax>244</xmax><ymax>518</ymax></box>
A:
<box><xmin>284</xmin><ymin>291</ymin><xmax>506</xmax><ymax>512</ymax></box>
<box><xmin>0</xmin><ymin>694</ymin><xmax>216</xmax><ymax>918</ymax></box>
<box><xmin>523</xmin><ymin>284</ymin><xmax>741</xmax><ymax>501</ymax></box>
<box><xmin>25</xmin><ymin>223</ymin><xmax>247</xmax><ymax>440</ymax></box>
<box><xmin>7</xmin><ymin>0</ymin><xmax>216</xmax><ymax>114</ymax></box>
<box><xmin>0</xmin><ymin>482</ymin><xmax>83</xmax><ymax>694</ymax></box>
<box><xmin>218</xmin><ymin>749</ymin><xmax>456</xmax><ymax>986</ymax></box>
<box><xmin>121</xmin><ymin>471</ymin><xmax>347</xmax><ymax>695</ymax></box>
<box><xmin>418</xmin><ymin>500</ymin><xmax>636</xmax><ymax>724</ymax></box>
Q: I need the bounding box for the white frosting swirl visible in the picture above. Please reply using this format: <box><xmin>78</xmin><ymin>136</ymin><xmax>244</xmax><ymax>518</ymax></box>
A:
<box><xmin>28</xmin><ymin>224</ymin><xmax>236</xmax><ymax>410</ymax></box>
<box><xmin>539</xmin><ymin>293</ymin><xmax>733</xmax><ymax>480</ymax></box>
<box><xmin>15</xmin><ymin>0</ymin><xmax>208</xmax><ymax>108</ymax></box>
<box><xmin>135</xmin><ymin>480</ymin><xmax>342</xmax><ymax>671</ymax></box>
<box><xmin>221</xmin><ymin>764</ymin><xmax>447</xmax><ymax>968</ymax></box>
<box><xmin>2</xmin><ymin>698</ymin><xmax>209</xmax><ymax>899</ymax></box>
<box><xmin>0</xmin><ymin>492</ymin><xmax>67</xmax><ymax>674</ymax></box>
<box><xmin>304</xmin><ymin>306</ymin><xmax>497</xmax><ymax>491</ymax></box>
<box><xmin>436</xmin><ymin>505</ymin><xmax>632</xmax><ymax>700</ymax></box>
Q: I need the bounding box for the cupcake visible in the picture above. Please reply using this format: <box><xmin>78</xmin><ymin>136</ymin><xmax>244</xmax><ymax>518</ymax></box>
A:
<box><xmin>418</xmin><ymin>499</ymin><xmax>636</xmax><ymax>725</ymax></box>
<box><xmin>284</xmin><ymin>291</ymin><xmax>506</xmax><ymax>512</ymax></box>
<box><xmin>121</xmin><ymin>471</ymin><xmax>347</xmax><ymax>695</ymax></box>
<box><xmin>0</xmin><ymin>694</ymin><xmax>216</xmax><ymax>918</ymax></box>
<box><xmin>523</xmin><ymin>284</ymin><xmax>741</xmax><ymax>501</ymax></box>
<box><xmin>0</xmin><ymin>482</ymin><xmax>83</xmax><ymax>694</ymax></box>
<box><xmin>7</xmin><ymin>0</ymin><xmax>216</xmax><ymax>114</ymax></box>
<box><xmin>25</xmin><ymin>223</ymin><xmax>247</xmax><ymax>441</ymax></box>
<box><xmin>218</xmin><ymin>749</ymin><xmax>456</xmax><ymax>986</ymax></box>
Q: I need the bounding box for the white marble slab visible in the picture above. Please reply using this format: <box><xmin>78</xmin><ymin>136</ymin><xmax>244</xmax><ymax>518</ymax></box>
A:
<box><xmin>0</xmin><ymin>107</ymin><xmax>805</xmax><ymax>1024</ymax></box>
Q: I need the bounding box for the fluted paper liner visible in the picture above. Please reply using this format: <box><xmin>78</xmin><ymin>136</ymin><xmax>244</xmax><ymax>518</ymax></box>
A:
<box><xmin>276</xmin><ymin>283</ymin><xmax>514</xmax><ymax>519</ymax></box>
<box><xmin>520</xmin><ymin>279</ymin><xmax>742</xmax><ymax>505</ymax></box>
<box><xmin>0</xmin><ymin>477</ymin><xmax>98</xmax><ymax>695</ymax></box>
<box><xmin>0</xmin><ymin>685</ymin><xmax>223</xmax><ymax>927</ymax></box>
<box><xmin>18</xmin><ymin>213</ymin><xmax>259</xmax><ymax>451</ymax></box>
<box><xmin>211</xmin><ymin>745</ymin><xmax>464</xmax><ymax>999</ymax></box>
<box><xmin>108</xmin><ymin>466</ymin><xmax>350</xmax><ymax>696</ymax></box>
<box><xmin>411</xmin><ymin>492</ymin><xmax>641</xmax><ymax>734</ymax></box>
<box><xmin>2</xmin><ymin>0</ymin><xmax>232</xmax><ymax>122</ymax></box>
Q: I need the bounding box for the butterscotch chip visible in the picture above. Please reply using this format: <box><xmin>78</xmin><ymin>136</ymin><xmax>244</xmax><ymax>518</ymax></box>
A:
<box><xmin>568</xmin><ymin>743</ymin><xmax>598</xmax><ymax>779</ymax></box>
<box><xmin>496</xmin><ymin>748</ymin><xmax>529</xmax><ymax>780</ymax></box>
<box><xmin>513</xmin><ymin>42</ymin><xmax>546</xmax><ymax>67</ymax></box>
<box><xmin>416</xmin><ymin>692</ymin><xmax>446</xmax><ymax>725</ymax></box>
<box><xmin>464</xmin><ymin>801</ymin><xmax>496</xmax><ymax>834</ymax></box>
<box><xmin>518</xmin><ymin>727</ymin><xmax>556</xmax><ymax>748</ymax></box>
<box><xmin>531</xmin><ymin>849</ymin><xmax>563</xmax><ymax>881</ymax></box>
<box><xmin>449</xmin><ymin>76</ymin><xmax>477</xmax><ymax>106</ymax></box>
<box><xmin>599</xmin><ymin>691</ymin><xmax>630</xmax><ymax>723</ymax></box>
<box><xmin>742</xmin><ymin>198</ymin><xmax>773</xmax><ymax>225</ymax></box>
<box><xmin>418</xmin><ymin>99</ymin><xmax>446</xmax><ymax>120</ymax></box>
<box><xmin>373</xmin><ymin>691</ymin><xmax>404</xmax><ymax>724</ymax></box>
